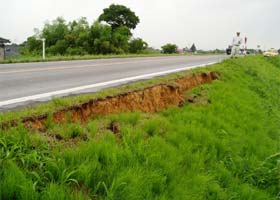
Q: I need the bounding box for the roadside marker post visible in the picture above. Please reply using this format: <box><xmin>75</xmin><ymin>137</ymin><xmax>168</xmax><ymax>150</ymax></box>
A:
<box><xmin>42</xmin><ymin>38</ymin><xmax>45</xmax><ymax>60</ymax></box>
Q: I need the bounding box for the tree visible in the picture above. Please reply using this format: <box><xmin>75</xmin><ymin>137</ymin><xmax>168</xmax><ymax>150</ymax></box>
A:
<box><xmin>22</xmin><ymin>36</ymin><xmax>41</xmax><ymax>55</ymax></box>
<box><xmin>111</xmin><ymin>26</ymin><xmax>132</xmax><ymax>54</ymax></box>
<box><xmin>90</xmin><ymin>21</ymin><xmax>113</xmax><ymax>54</ymax></box>
<box><xmin>98</xmin><ymin>4</ymin><xmax>140</xmax><ymax>30</ymax></box>
<box><xmin>42</xmin><ymin>17</ymin><xmax>69</xmax><ymax>47</ymax></box>
<box><xmin>161</xmin><ymin>43</ymin><xmax>178</xmax><ymax>54</ymax></box>
<box><xmin>190</xmin><ymin>43</ymin><xmax>197</xmax><ymax>53</ymax></box>
<box><xmin>21</xmin><ymin>7</ymin><xmax>145</xmax><ymax>56</ymax></box>
<box><xmin>45</xmin><ymin>40</ymin><xmax>67</xmax><ymax>55</ymax></box>
<box><xmin>66</xmin><ymin>17</ymin><xmax>90</xmax><ymax>49</ymax></box>
<box><xmin>129</xmin><ymin>38</ymin><xmax>148</xmax><ymax>53</ymax></box>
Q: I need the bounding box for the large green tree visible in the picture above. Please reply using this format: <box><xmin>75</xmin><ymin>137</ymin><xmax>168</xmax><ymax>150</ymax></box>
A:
<box><xmin>65</xmin><ymin>17</ymin><xmax>91</xmax><ymax>55</ymax></box>
<box><xmin>42</xmin><ymin>17</ymin><xmax>69</xmax><ymax>47</ymax></box>
<box><xmin>90</xmin><ymin>21</ymin><xmax>112</xmax><ymax>54</ymax></box>
<box><xmin>98</xmin><ymin>4</ymin><xmax>140</xmax><ymax>30</ymax></box>
<box><xmin>111</xmin><ymin>26</ymin><xmax>132</xmax><ymax>54</ymax></box>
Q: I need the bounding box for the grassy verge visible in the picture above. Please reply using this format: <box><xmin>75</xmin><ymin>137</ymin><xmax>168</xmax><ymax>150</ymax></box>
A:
<box><xmin>0</xmin><ymin>56</ymin><xmax>279</xmax><ymax>199</ymax></box>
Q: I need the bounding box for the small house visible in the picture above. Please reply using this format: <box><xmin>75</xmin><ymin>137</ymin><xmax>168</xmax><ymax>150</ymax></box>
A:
<box><xmin>5</xmin><ymin>44</ymin><xmax>19</xmax><ymax>58</ymax></box>
<box><xmin>0</xmin><ymin>37</ymin><xmax>11</xmax><ymax>60</ymax></box>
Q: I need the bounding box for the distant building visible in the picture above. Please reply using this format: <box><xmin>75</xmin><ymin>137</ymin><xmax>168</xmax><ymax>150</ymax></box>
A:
<box><xmin>5</xmin><ymin>44</ymin><xmax>19</xmax><ymax>58</ymax></box>
<box><xmin>0</xmin><ymin>37</ymin><xmax>11</xmax><ymax>60</ymax></box>
<box><xmin>177</xmin><ymin>49</ymin><xmax>184</xmax><ymax>54</ymax></box>
<box><xmin>183</xmin><ymin>46</ymin><xmax>190</xmax><ymax>53</ymax></box>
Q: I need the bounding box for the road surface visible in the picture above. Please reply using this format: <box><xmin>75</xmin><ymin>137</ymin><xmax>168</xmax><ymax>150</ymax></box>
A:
<box><xmin>0</xmin><ymin>55</ymin><xmax>227</xmax><ymax>110</ymax></box>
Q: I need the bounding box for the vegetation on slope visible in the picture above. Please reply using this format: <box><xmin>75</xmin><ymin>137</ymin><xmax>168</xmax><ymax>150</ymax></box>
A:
<box><xmin>0</xmin><ymin>56</ymin><xmax>279</xmax><ymax>199</ymax></box>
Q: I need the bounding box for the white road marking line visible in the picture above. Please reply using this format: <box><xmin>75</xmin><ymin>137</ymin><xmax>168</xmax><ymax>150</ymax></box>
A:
<box><xmin>0</xmin><ymin>62</ymin><xmax>218</xmax><ymax>107</ymax></box>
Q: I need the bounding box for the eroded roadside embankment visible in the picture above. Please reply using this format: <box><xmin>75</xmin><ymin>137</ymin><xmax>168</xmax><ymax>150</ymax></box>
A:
<box><xmin>1</xmin><ymin>72</ymin><xmax>218</xmax><ymax>131</ymax></box>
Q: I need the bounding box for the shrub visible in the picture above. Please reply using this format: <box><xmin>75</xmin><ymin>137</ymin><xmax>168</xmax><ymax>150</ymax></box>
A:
<box><xmin>161</xmin><ymin>43</ymin><xmax>178</xmax><ymax>54</ymax></box>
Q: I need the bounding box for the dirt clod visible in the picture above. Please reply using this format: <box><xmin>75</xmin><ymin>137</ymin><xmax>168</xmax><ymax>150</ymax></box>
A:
<box><xmin>109</xmin><ymin>122</ymin><xmax>121</xmax><ymax>134</ymax></box>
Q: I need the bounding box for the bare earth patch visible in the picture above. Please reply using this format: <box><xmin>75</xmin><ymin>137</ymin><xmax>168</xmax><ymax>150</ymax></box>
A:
<box><xmin>1</xmin><ymin>71</ymin><xmax>218</xmax><ymax>131</ymax></box>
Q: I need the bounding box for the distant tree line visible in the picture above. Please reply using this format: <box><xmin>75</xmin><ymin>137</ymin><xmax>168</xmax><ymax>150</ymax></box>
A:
<box><xmin>161</xmin><ymin>43</ymin><xmax>198</xmax><ymax>54</ymax></box>
<box><xmin>21</xmin><ymin>4</ymin><xmax>149</xmax><ymax>56</ymax></box>
<box><xmin>20</xmin><ymin>4</ymin><xmax>213</xmax><ymax>57</ymax></box>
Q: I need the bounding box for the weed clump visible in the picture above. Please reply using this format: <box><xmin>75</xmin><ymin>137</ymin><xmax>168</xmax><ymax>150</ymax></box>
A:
<box><xmin>66</xmin><ymin>124</ymin><xmax>84</xmax><ymax>139</ymax></box>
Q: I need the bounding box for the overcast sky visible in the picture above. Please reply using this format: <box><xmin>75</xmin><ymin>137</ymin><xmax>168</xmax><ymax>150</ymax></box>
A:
<box><xmin>0</xmin><ymin>0</ymin><xmax>279</xmax><ymax>50</ymax></box>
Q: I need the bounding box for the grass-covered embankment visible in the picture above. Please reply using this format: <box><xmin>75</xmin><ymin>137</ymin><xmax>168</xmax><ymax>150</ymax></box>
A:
<box><xmin>0</xmin><ymin>56</ymin><xmax>279</xmax><ymax>199</ymax></box>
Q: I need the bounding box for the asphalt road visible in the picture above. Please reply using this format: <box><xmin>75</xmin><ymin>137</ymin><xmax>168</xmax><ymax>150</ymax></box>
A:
<box><xmin>0</xmin><ymin>55</ymin><xmax>227</xmax><ymax>110</ymax></box>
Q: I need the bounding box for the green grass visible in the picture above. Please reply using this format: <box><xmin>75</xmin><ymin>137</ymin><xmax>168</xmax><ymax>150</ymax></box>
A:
<box><xmin>0</xmin><ymin>56</ymin><xmax>279</xmax><ymax>199</ymax></box>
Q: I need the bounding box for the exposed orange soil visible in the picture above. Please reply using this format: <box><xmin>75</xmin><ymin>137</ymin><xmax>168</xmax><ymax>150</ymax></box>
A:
<box><xmin>2</xmin><ymin>72</ymin><xmax>218</xmax><ymax>131</ymax></box>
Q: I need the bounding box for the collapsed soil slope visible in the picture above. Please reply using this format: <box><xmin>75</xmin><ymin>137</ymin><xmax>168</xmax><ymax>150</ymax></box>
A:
<box><xmin>2</xmin><ymin>72</ymin><xmax>218</xmax><ymax>130</ymax></box>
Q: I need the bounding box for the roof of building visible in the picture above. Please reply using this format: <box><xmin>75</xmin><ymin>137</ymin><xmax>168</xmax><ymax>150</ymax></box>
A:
<box><xmin>0</xmin><ymin>37</ymin><xmax>10</xmax><ymax>44</ymax></box>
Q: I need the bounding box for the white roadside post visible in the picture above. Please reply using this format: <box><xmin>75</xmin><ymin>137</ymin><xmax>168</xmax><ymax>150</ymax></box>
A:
<box><xmin>42</xmin><ymin>38</ymin><xmax>46</xmax><ymax>60</ymax></box>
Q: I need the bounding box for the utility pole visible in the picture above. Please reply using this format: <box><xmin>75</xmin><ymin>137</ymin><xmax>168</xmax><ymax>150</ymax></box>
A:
<box><xmin>42</xmin><ymin>38</ymin><xmax>46</xmax><ymax>60</ymax></box>
<box><xmin>244</xmin><ymin>37</ymin><xmax>247</xmax><ymax>55</ymax></box>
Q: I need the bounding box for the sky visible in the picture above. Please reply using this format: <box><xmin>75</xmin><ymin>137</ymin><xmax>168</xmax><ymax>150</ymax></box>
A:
<box><xmin>0</xmin><ymin>0</ymin><xmax>279</xmax><ymax>50</ymax></box>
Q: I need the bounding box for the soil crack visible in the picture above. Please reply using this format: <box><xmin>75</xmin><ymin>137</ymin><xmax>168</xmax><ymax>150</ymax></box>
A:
<box><xmin>1</xmin><ymin>72</ymin><xmax>219</xmax><ymax>131</ymax></box>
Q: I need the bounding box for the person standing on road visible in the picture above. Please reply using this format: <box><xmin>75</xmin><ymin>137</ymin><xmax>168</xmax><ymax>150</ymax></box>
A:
<box><xmin>231</xmin><ymin>32</ymin><xmax>243</xmax><ymax>58</ymax></box>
